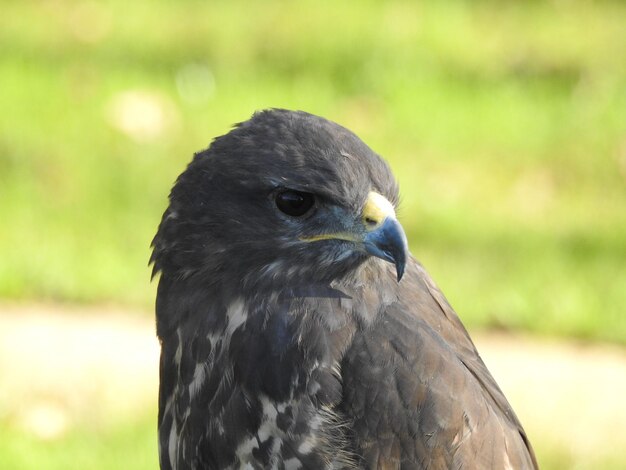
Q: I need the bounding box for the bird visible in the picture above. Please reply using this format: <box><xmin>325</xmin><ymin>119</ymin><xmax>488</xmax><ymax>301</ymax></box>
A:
<box><xmin>150</xmin><ymin>109</ymin><xmax>538</xmax><ymax>470</ymax></box>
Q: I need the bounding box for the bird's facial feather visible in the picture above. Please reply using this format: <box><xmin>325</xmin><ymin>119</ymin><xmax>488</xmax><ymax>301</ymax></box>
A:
<box><xmin>151</xmin><ymin>109</ymin><xmax>403</xmax><ymax>292</ymax></box>
<box><xmin>300</xmin><ymin>191</ymin><xmax>408</xmax><ymax>281</ymax></box>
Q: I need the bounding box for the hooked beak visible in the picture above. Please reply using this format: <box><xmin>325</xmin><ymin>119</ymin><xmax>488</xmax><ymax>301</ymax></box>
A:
<box><xmin>363</xmin><ymin>216</ymin><xmax>408</xmax><ymax>281</ymax></box>
<box><xmin>300</xmin><ymin>191</ymin><xmax>409</xmax><ymax>281</ymax></box>
<box><xmin>361</xmin><ymin>192</ymin><xmax>408</xmax><ymax>281</ymax></box>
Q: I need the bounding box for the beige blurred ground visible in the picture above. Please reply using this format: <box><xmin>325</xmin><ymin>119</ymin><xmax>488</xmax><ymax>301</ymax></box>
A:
<box><xmin>476</xmin><ymin>333</ymin><xmax>626</xmax><ymax>464</ymax></box>
<box><xmin>0</xmin><ymin>304</ymin><xmax>159</xmax><ymax>439</ymax></box>
<box><xmin>1</xmin><ymin>304</ymin><xmax>625</xmax><ymax>465</ymax></box>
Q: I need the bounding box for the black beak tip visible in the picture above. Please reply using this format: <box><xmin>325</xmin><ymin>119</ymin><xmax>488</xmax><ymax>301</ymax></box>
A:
<box><xmin>394</xmin><ymin>245</ymin><xmax>406</xmax><ymax>281</ymax></box>
<box><xmin>363</xmin><ymin>217</ymin><xmax>409</xmax><ymax>283</ymax></box>
<box><xmin>396</xmin><ymin>260</ymin><xmax>405</xmax><ymax>282</ymax></box>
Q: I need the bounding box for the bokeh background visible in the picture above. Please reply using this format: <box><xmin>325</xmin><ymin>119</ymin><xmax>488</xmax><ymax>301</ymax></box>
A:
<box><xmin>1</xmin><ymin>0</ymin><xmax>625</xmax><ymax>469</ymax></box>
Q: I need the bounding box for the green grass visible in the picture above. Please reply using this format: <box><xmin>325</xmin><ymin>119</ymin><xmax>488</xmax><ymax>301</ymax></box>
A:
<box><xmin>1</xmin><ymin>0</ymin><xmax>625</xmax><ymax>343</ymax></box>
<box><xmin>0</xmin><ymin>414</ymin><xmax>158</xmax><ymax>470</ymax></box>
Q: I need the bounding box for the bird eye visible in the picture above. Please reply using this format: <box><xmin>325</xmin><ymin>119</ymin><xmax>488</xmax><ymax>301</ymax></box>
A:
<box><xmin>275</xmin><ymin>190</ymin><xmax>315</xmax><ymax>217</ymax></box>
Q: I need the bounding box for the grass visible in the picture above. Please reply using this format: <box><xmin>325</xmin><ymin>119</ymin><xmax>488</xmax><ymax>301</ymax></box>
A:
<box><xmin>0</xmin><ymin>414</ymin><xmax>158</xmax><ymax>470</ymax></box>
<box><xmin>1</xmin><ymin>0</ymin><xmax>625</xmax><ymax>345</ymax></box>
<box><xmin>3</xmin><ymin>2</ymin><xmax>626</xmax><ymax>466</ymax></box>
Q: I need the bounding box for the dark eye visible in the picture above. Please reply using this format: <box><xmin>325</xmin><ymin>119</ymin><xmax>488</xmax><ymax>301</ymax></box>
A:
<box><xmin>275</xmin><ymin>190</ymin><xmax>315</xmax><ymax>217</ymax></box>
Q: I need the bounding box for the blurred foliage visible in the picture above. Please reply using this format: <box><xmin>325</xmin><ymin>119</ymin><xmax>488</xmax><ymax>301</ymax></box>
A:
<box><xmin>2</xmin><ymin>2</ymin><xmax>626</xmax><ymax>469</ymax></box>
<box><xmin>0</xmin><ymin>413</ymin><xmax>158</xmax><ymax>470</ymax></box>
<box><xmin>1</xmin><ymin>0</ymin><xmax>625</xmax><ymax>344</ymax></box>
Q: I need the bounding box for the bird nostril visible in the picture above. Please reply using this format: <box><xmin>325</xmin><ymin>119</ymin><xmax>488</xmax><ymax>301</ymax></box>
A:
<box><xmin>365</xmin><ymin>217</ymin><xmax>378</xmax><ymax>227</ymax></box>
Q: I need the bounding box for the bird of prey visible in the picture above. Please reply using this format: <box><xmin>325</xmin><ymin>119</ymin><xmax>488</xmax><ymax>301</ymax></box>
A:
<box><xmin>151</xmin><ymin>109</ymin><xmax>538</xmax><ymax>470</ymax></box>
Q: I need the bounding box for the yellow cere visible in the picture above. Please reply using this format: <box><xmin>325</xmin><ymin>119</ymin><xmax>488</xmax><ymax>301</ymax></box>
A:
<box><xmin>362</xmin><ymin>191</ymin><xmax>396</xmax><ymax>230</ymax></box>
<box><xmin>300</xmin><ymin>191</ymin><xmax>396</xmax><ymax>243</ymax></box>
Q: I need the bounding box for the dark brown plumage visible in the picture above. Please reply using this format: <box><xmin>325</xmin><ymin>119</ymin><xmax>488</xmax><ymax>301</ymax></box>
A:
<box><xmin>151</xmin><ymin>109</ymin><xmax>538</xmax><ymax>469</ymax></box>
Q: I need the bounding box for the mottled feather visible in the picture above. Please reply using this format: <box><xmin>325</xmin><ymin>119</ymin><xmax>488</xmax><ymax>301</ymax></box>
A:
<box><xmin>151</xmin><ymin>109</ymin><xmax>538</xmax><ymax>469</ymax></box>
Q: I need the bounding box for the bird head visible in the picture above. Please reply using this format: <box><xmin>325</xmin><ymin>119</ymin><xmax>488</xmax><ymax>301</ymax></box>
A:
<box><xmin>151</xmin><ymin>109</ymin><xmax>408</xmax><ymax>294</ymax></box>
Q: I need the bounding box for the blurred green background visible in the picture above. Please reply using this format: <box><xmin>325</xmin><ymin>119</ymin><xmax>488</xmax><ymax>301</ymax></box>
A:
<box><xmin>1</xmin><ymin>0</ymin><xmax>625</xmax><ymax>469</ymax></box>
